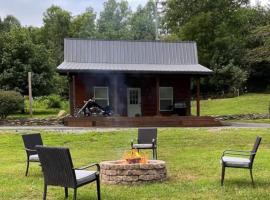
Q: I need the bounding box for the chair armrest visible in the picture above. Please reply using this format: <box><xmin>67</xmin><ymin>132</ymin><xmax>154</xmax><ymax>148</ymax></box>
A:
<box><xmin>131</xmin><ymin>139</ymin><xmax>138</xmax><ymax>147</ymax></box>
<box><xmin>24</xmin><ymin>148</ymin><xmax>37</xmax><ymax>153</ymax></box>
<box><xmin>152</xmin><ymin>139</ymin><xmax>156</xmax><ymax>146</ymax></box>
<box><xmin>75</xmin><ymin>163</ymin><xmax>100</xmax><ymax>172</ymax></box>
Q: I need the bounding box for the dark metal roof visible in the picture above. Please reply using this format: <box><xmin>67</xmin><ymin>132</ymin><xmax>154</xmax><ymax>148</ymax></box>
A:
<box><xmin>57</xmin><ymin>38</ymin><xmax>212</xmax><ymax>74</ymax></box>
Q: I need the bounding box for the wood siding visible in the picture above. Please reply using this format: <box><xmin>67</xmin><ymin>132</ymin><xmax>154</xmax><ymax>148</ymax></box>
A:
<box><xmin>70</xmin><ymin>73</ymin><xmax>191</xmax><ymax>116</ymax></box>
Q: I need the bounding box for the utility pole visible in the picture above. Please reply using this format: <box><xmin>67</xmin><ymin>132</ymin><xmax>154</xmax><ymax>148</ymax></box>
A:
<box><xmin>28</xmin><ymin>72</ymin><xmax>33</xmax><ymax>117</ymax></box>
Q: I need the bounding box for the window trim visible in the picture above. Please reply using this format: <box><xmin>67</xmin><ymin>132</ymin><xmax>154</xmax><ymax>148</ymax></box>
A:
<box><xmin>159</xmin><ymin>87</ymin><xmax>173</xmax><ymax>111</ymax></box>
<box><xmin>94</xmin><ymin>86</ymin><xmax>109</xmax><ymax>106</ymax></box>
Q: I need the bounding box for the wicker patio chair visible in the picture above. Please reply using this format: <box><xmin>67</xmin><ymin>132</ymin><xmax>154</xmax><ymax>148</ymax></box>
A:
<box><xmin>36</xmin><ymin>146</ymin><xmax>101</xmax><ymax>200</ymax></box>
<box><xmin>220</xmin><ymin>136</ymin><xmax>262</xmax><ymax>186</ymax></box>
<box><xmin>131</xmin><ymin>128</ymin><xmax>158</xmax><ymax>159</ymax></box>
<box><xmin>22</xmin><ymin>133</ymin><xmax>43</xmax><ymax>176</ymax></box>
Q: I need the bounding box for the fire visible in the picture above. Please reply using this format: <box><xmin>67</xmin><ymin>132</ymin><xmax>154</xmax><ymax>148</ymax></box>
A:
<box><xmin>123</xmin><ymin>149</ymin><xmax>148</xmax><ymax>164</ymax></box>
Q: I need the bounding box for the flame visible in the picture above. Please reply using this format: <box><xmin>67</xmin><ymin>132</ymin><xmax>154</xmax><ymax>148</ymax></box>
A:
<box><xmin>123</xmin><ymin>149</ymin><xmax>148</xmax><ymax>164</ymax></box>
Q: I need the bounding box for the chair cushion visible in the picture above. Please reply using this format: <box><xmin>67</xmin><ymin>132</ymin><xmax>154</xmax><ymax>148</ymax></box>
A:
<box><xmin>132</xmin><ymin>144</ymin><xmax>154</xmax><ymax>149</ymax></box>
<box><xmin>29</xmin><ymin>154</ymin><xmax>39</xmax><ymax>162</ymax></box>
<box><xmin>221</xmin><ymin>156</ymin><xmax>251</xmax><ymax>167</ymax></box>
<box><xmin>75</xmin><ymin>170</ymin><xmax>97</xmax><ymax>185</ymax></box>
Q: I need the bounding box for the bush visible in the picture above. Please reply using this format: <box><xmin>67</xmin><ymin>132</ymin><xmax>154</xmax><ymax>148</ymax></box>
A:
<box><xmin>47</xmin><ymin>95</ymin><xmax>62</xmax><ymax>109</ymax></box>
<box><xmin>0</xmin><ymin>90</ymin><xmax>24</xmax><ymax>119</ymax></box>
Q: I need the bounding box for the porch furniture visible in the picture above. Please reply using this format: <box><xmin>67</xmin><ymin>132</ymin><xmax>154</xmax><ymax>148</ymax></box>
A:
<box><xmin>36</xmin><ymin>146</ymin><xmax>101</xmax><ymax>200</ymax></box>
<box><xmin>220</xmin><ymin>136</ymin><xmax>262</xmax><ymax>186</ymax></box>
<box><xmin>131</xmin><ymin>128</ymin><xmax>157</xmax><ymax>159</ymax></box>
<box><xmin>22</xmin><ymin>133</ymin><xmax>43</xmax><ymax>176</ymax></box>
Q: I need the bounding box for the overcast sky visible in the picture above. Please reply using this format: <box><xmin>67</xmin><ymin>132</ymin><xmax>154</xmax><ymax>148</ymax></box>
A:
<box><xmin>0</xmin><ymin>0</ymin><xmax>269</xmax><ymax>27</ymax></box>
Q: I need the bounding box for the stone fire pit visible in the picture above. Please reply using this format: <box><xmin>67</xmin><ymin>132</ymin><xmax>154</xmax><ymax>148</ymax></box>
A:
<box><xmin>100</xmin><ymin>160</ymin><xmax>167</xmax><ymax>184</ymax></box>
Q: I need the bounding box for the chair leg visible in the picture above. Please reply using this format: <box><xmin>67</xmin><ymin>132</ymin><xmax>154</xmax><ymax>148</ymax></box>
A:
<box><xmin>152</xmin><ymin>149</ymin><xmax>155</xmax><ymax>159</ymax></box>
<box><xmin>250</xmin><ymin>169</ymin><xmax>255</xmax><ymax>186</ymax></box>
<box><xmin>73</xmin><ymin>188</ymin><xmax>77</xmax><ymax>200</ymax></box>
<box><xmin>155</xmin><ymin>149</ymin><xmax>157</xmax><ymax>160</ymax></box>
<box><xmin>65</xmin><ymin>187</ymin><xmax>68</xmax><ymax>198</ymax></box>
<box><xmin>221</xmin><ymin>165</ymin><xmax>225</xmax><ymax>186</ymax></box>
<box><xmin>25</xmin><ymin>160</ymin><xmax>29</xmax><ymax>176</ymax></box>
<box><xmin>43</xmin><ymin>184</ymin><xmax>47</xmax><ymax>200</ymax></box>
<box><xmin>96</xmin><ymin>176</ymin><xmax>101</xmax><ymax>200</ymax></box>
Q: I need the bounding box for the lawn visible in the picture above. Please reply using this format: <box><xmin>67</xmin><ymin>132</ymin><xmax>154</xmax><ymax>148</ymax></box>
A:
<box><xmin>9</xmin><ymin>98</ymin><xmax>69</xmax><ymax>119</ymax></box>
<box><xmin>191</xmin><ymin>93</ymin><xmax>270</xmax><ymax>116</ymax></box>
<box><xmin>1</xmin><ymin>128</ymin><xmax>270</xmax><ymax>199</ymax></box>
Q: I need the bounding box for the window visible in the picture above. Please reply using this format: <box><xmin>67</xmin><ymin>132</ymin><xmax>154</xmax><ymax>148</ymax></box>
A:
<box><xmin>159</xmin><ymin>87</ymin><xmax>173</xmax><ymax>111</ymax></box>
<box><xmin>94</xmin><ymin>87</ymin><xmax>109</xmax><ymax>107</ymax></box>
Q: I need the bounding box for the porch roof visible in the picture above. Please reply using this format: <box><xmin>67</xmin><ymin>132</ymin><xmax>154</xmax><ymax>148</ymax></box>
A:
<box><xmin>57</xmin><ymin>61</ymin><xmax>212</xmax><ymax>74</ymax></box>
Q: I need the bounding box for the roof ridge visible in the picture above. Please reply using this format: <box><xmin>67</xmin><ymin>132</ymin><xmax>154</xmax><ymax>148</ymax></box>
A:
<box><xmin>64</xmin><ymin>38</ymin><xmax>196</xmax><ymax>44</ymax></box>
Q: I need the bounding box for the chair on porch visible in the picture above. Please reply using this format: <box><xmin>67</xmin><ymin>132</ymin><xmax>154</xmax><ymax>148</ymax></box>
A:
<box><xmin>131</xmin><ymin>128</ymin><xmax>158</xmax><ymax>159</ymax></box>
<box><xmin>22</xmin><ymin>133</ymin><xmax>43</xmax><ymax>176</ymax></box>
<box><xmin>220</xmin><ymin>136</ymin><xmax>262</xmax><ymax>186</ymax></box>
<box><xmin>36</xmin><ymin>146</ymin><xmax>101</xmax><ymax>200</ymax></box>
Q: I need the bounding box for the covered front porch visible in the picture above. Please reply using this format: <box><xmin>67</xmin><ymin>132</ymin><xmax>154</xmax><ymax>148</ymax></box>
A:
<box><xmin>68</xmin><ymin>73</ymin><xmax>202</xmax><ymax>117</ymax></box>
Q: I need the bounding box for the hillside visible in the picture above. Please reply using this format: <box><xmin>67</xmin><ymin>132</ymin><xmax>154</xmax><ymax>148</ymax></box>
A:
<box><xmin>191</xmin><ymin>93</ymin><xmax>270</xmax><ymax>116</ymax></box>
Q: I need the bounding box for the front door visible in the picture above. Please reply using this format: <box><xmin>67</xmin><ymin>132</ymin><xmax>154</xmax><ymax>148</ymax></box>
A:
<box><xmin>127</xmin><ymin>88</ymin><xmax>141</xmax><ymax>117</ymax></box>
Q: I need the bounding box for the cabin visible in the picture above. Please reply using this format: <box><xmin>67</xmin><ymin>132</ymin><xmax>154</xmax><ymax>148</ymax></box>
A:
<box><xmin>58</xmin><ymin>38</ymin><xmax>221</xmax><ymax>127</ymax></box>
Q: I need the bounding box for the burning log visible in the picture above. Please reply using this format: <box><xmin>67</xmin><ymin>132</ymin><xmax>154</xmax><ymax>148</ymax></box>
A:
<box><xmin>123</xmin><ymin>149</ymin><xmax>148</xmax><ymax>164</ymax></box>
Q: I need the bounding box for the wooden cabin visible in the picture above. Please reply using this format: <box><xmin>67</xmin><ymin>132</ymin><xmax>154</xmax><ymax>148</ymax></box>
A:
<box><xmin>58</xmin><ymin>39</ymin><xmax>220</xmax><ymax>127</ymax></box>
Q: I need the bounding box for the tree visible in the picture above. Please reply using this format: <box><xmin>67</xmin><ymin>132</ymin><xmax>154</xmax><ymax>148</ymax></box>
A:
<box><xmin>164</xmin><ymin>0</ymin><xmax>270</xmax><ymax>93</ymax></box>
<box><xmin>0</xmin><ymin>28</ymin><xmax>55</xmax><ymax>96</ymax></box>
<box><xmin>42</xmin><ymin>5</ymin><xmax>71</xmax><ymax>65</ymax></box>
<box><xmin>166</xmin><ymin>0</ymin><xmax>249</xmax><ymax>33</ymax></box>
<box><xmin>0</xmin><ymin>15</ymin><xmax>20</xmax><ymax>32</ymax></box>
<box><xmin>130</xmin><ymin>1</ymin><xmax>156</xmax><ymax>40</ymax></box>
<box><xmin>70</xmin><ymin>7</ymin><xmax>96</xmax><ymax>38</ymax></box>
<box><xmin>210</xmin><ymin>63</ymin><xmax>248</xmax><ymax>94</ymax></box>
<box><xmin>97</xmin><ymin>0</ymin><xmax>132</xmax><ymax>39</ymax></box>
<box><xmin>245</xmin><ymin>24</ymin><xmax>270</xmax><ymax>91</ymax></box>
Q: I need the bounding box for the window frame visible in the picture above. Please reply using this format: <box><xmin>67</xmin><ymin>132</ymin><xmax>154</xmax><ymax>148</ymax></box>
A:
<box><xmin>159</xmin><ymin>87</ymin><xmax>173</xmax><ymax>111</ymax></box>
<box><xmin>94</xmin><ymin>86</ymin><xmax>109</xmax><ymax>106</ymax></box>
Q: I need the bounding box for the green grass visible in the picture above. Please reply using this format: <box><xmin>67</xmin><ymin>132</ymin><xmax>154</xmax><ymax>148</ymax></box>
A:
<box><xmin>9</xmin><ymin>98</ymin><xmax>69</xmax><ymax>119</ymax></box>
<box><xmin>1</xmin><ymin>128</ymin><xmax>270</xmax><ymax>199</ymax></box>
<box><xmin>191</xmin><ymin>93</ymin><xmax>270</xmax><ymax>116</ymax></box>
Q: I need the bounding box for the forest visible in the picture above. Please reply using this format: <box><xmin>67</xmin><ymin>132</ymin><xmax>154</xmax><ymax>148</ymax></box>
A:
<box><xmin>0</xmin><ymin>0</ymin><xmax>269</xmax><ymax>98</ymax></box>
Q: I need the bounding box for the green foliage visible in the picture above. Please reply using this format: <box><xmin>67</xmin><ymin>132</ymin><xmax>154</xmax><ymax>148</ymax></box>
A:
<box><xmin>42</xmin><ymin>5</ymin><xmax>71</xmax><ymax>65</ymax></box>
<box><xmin>165</xmin><ymin>0</ymin><xmax>270</xmax><ymax>93</ymax></box>
<box><xmin>2</xmin><ymin>0</ymin><xmax>270</xmax><ymax>96</ymax></box>
<box><xmin>130</xmin><ymin>1</ymin><xmax>156</xmax><ymax>40</ymax></box>
<box><xmin>0</xmin><ymin>15</ymin><xmax>20</xmax><ymax>32</ymax></box>
<box><xmin>97</xmin><ymin>0</ymin><xmax>132</xmax><ymax>39</ymax></box>
<box><xmin>46</xmin><ymin>94</ymin><xmax>62</xmax><ymax>108</ymax></box>
<box><xmin>210</xmin><ymin>63</ymin><xmax>248</xmax><ymax>93</ymax></box>
<box><xmin>70</xmin><ymin>7</ymin><xmax>96</xmax><ymax>38</ymax></box>
<box><xmin>0</xmin><ymin>27</ymin><xmax>55</xmax><ymax>96</ymax></box>
<box><xmin>0</xmin><ymin>90</ymin><xmax>24</xmax><ymax>119</ymax></box>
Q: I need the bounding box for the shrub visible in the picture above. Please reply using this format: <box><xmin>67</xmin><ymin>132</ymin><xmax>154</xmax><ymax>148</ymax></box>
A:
<box><xmin>0</xmin><ymin>90</ymin><xmax>24</xmax><ymax>119</ymax></box>
<box><xmin>47</xmin><ymin>94</ymin><xmax>62</xmax><ymax>109</ymax></box>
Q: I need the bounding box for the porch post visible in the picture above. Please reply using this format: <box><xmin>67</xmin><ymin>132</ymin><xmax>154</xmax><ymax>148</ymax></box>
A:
<box><xmin>196</xmin><ymin>77</ymin><xmax>200</xmax><ymax>117</ymax></box>
<box><xmin>72</xmin><ymin>75</ymin><xmax>76</xmax><ymax>116</ymax></box>
<box><xmin>156</xmin><ymin>76</ymin><xmax>160</xmax><ymax>115</ymax></box>
<box><xmin>113</xmin><ymin>75</ymin><xmax>118</xmax><ymax>115</ymax></box>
